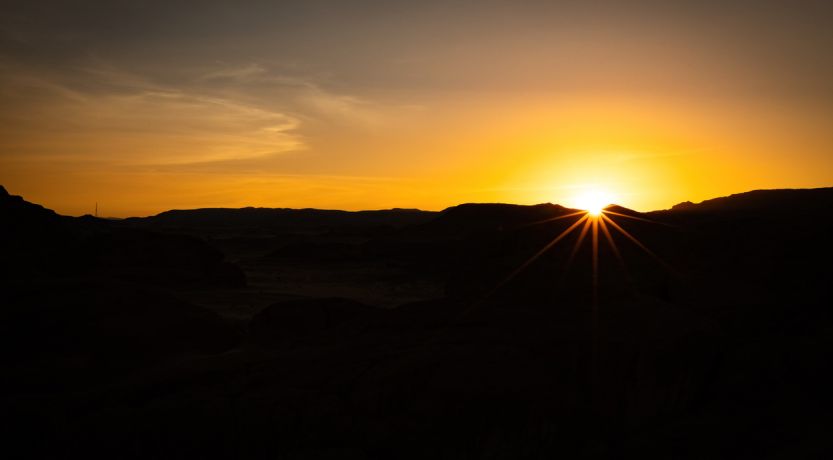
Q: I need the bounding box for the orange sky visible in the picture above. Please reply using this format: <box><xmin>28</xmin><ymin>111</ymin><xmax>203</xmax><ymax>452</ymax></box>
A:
<box><xmin>2</xmin><ymin>1</ymin><xmax>832</xmax><ymax>216</ymax></box>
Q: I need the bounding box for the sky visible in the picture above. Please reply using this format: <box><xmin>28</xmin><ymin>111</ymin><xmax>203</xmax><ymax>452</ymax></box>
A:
<box><xmin>1</xmin><ymin>0</ymin><xmax>832</xmax><ymax>216</ymax></box>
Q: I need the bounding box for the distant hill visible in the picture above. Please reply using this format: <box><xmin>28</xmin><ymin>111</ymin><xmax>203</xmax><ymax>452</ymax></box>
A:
<box><xmin>420</xmin><ymin>202</ymin><xmax>575</xmax><ymax>235</ymax></box>
<box><xmin>666</xmin><ymin>187</ymin><xmax>833</xmax><ymax>214</ymax></box>
<box><xmin>124</xmin><ymin>206</ymin><xmax>437</xmax><ymax>230</ymax></box>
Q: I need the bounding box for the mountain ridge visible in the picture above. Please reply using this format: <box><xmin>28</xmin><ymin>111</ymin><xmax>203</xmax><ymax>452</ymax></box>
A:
<box><xmin>8</xmin><ymin>184</ymin><xmax>833</xmax><ymax>221</ymax></box>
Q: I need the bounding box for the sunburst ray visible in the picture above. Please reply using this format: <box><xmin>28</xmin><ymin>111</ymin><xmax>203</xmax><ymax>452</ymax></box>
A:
<box><xmin>435</xmin><ymin>213</ymin><xmax>589</xmax><ymax>335</ymax></box>
<box><xmin>564</xmin><ymin>214</ymin><xmax>593</xmax><ymax>270</ymax></box>
<box><xmin>514</xmin><ymin>210</ymin><xmax>588</xmax><ymax>230</ymax></box>
<box><xmin>602</xmin><ymin>210</ymin><xmax>675</xmax><ymax>227</ymax></box>
<box><xmin>591</xmin><ymin>216</ymin><xmax>600</xmax><ymax>312</ymax></box>
<box><xmin>598</xmin><ymin>214</ymin><xmax>625</xmax><ymax>267</ymax></box>
<box><xmin>601</xmin><ymin>213</ymin><xmax>677</xmax><ymax>275</ymax></box>
<box><xmin>599</xmin><ymin>214</ymin><xmax>640</xmax><ymax>297</ymax></box>
<box><xmin>496</xmin><ymin>214</ymin><xmax>589</xmax><ymax>292</ymax></box>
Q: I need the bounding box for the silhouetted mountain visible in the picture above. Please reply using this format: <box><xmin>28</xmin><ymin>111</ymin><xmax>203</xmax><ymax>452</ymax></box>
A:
<box><xmin>125</xmin><ymin>206</ymin><xmax>436</xmax><ymax>231</ymax></box>
<box><xmin>1</xmin><ymin>185</ymin><xmax>72</xmax><ymax>273</ymax></box>
<box><xmin>424</xmin><ymin>202</ymin><xmax>573</xmax><ymax>235</ymax></box>
<box><xmin>0</xmin><ymin>184</ymin><xmax>59</xmax><ymax>221</ymax></box>
<box><xmin>667</xmin><ymin>187</ymin><xmax>833</xmax><ymax>214</ymax></box>
<box><xmin>0</xmin><ymin>186</ymin><xmax>245</xmax><ymax>287</ymax></box>
<box><xmin>3</xmin><ymin>185</ymin><xmax>833</xmax><ymax>459</ymax></box>
<box><xmin>603</xmin><ymin>203</ymin><xmax>644</xmax><ymax>216</ymax></box>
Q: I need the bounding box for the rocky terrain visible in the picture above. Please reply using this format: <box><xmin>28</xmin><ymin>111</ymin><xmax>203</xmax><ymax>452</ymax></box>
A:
<box><xmin>2</xmin><ymin>184</ymin><xmax>832</xmax><ymax>459</ymax></box>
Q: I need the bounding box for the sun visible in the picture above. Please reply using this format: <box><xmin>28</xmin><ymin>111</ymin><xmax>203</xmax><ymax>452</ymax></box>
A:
<box><xmin>571</xmin><ymin>188</ymin><xmax>614</xmax><ymax>216</ymax></box>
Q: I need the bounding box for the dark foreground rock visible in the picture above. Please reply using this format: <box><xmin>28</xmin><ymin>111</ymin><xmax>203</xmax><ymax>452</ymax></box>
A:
<box><xmin>249</xmin><ymin>297</ymin><xmax>379</xmax><ymax>347</ymax></box>
<box><xmin>2</xmin><ymin>280</ymin><xmax>241</xmax><ymax>390</ymax></box>
<box><xmin>2</xmin><ymin>186</ymin><xmax>833</xmax><ymax>459</ymax></box>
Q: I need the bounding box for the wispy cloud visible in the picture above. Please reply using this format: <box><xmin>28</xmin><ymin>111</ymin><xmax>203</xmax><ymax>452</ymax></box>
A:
<box><xmin>198</xmin><ymin>63</ymin><xmax>269</xmax><ymax>82</ymax></box>
<box><xmin>0</xmin><ymin>58</ymin><xmax>384</xmax><ymax>167</ymax></box>
<box><xmin>196</xmin><ymin>62</ymin><xmax>381</xmax><ymax>126</ymax></box>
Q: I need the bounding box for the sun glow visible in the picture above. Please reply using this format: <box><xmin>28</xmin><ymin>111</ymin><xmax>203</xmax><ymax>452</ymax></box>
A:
<box><xmin>571</xmin><ymin>188</ymin><xmax>614</xmax><ymax>216</ymax></box>
<box><xmin>462</xmin><ymin>181</ymin><xmax>676</xmax><ymax>330</ymax></box>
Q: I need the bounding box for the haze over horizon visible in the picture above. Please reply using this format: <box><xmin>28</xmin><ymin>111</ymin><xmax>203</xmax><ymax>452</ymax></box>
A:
<box><xmin>2</xmin><ymin>0</ymin><xmax>833</xmax><ymax>217</ymax></box>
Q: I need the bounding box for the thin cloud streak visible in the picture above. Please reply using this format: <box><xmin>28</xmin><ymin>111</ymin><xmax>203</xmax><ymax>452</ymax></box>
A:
<box><xmin>0</xmin><ymin>57</ymin><xmax>385</xmax><ymax>168</ymax></box>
